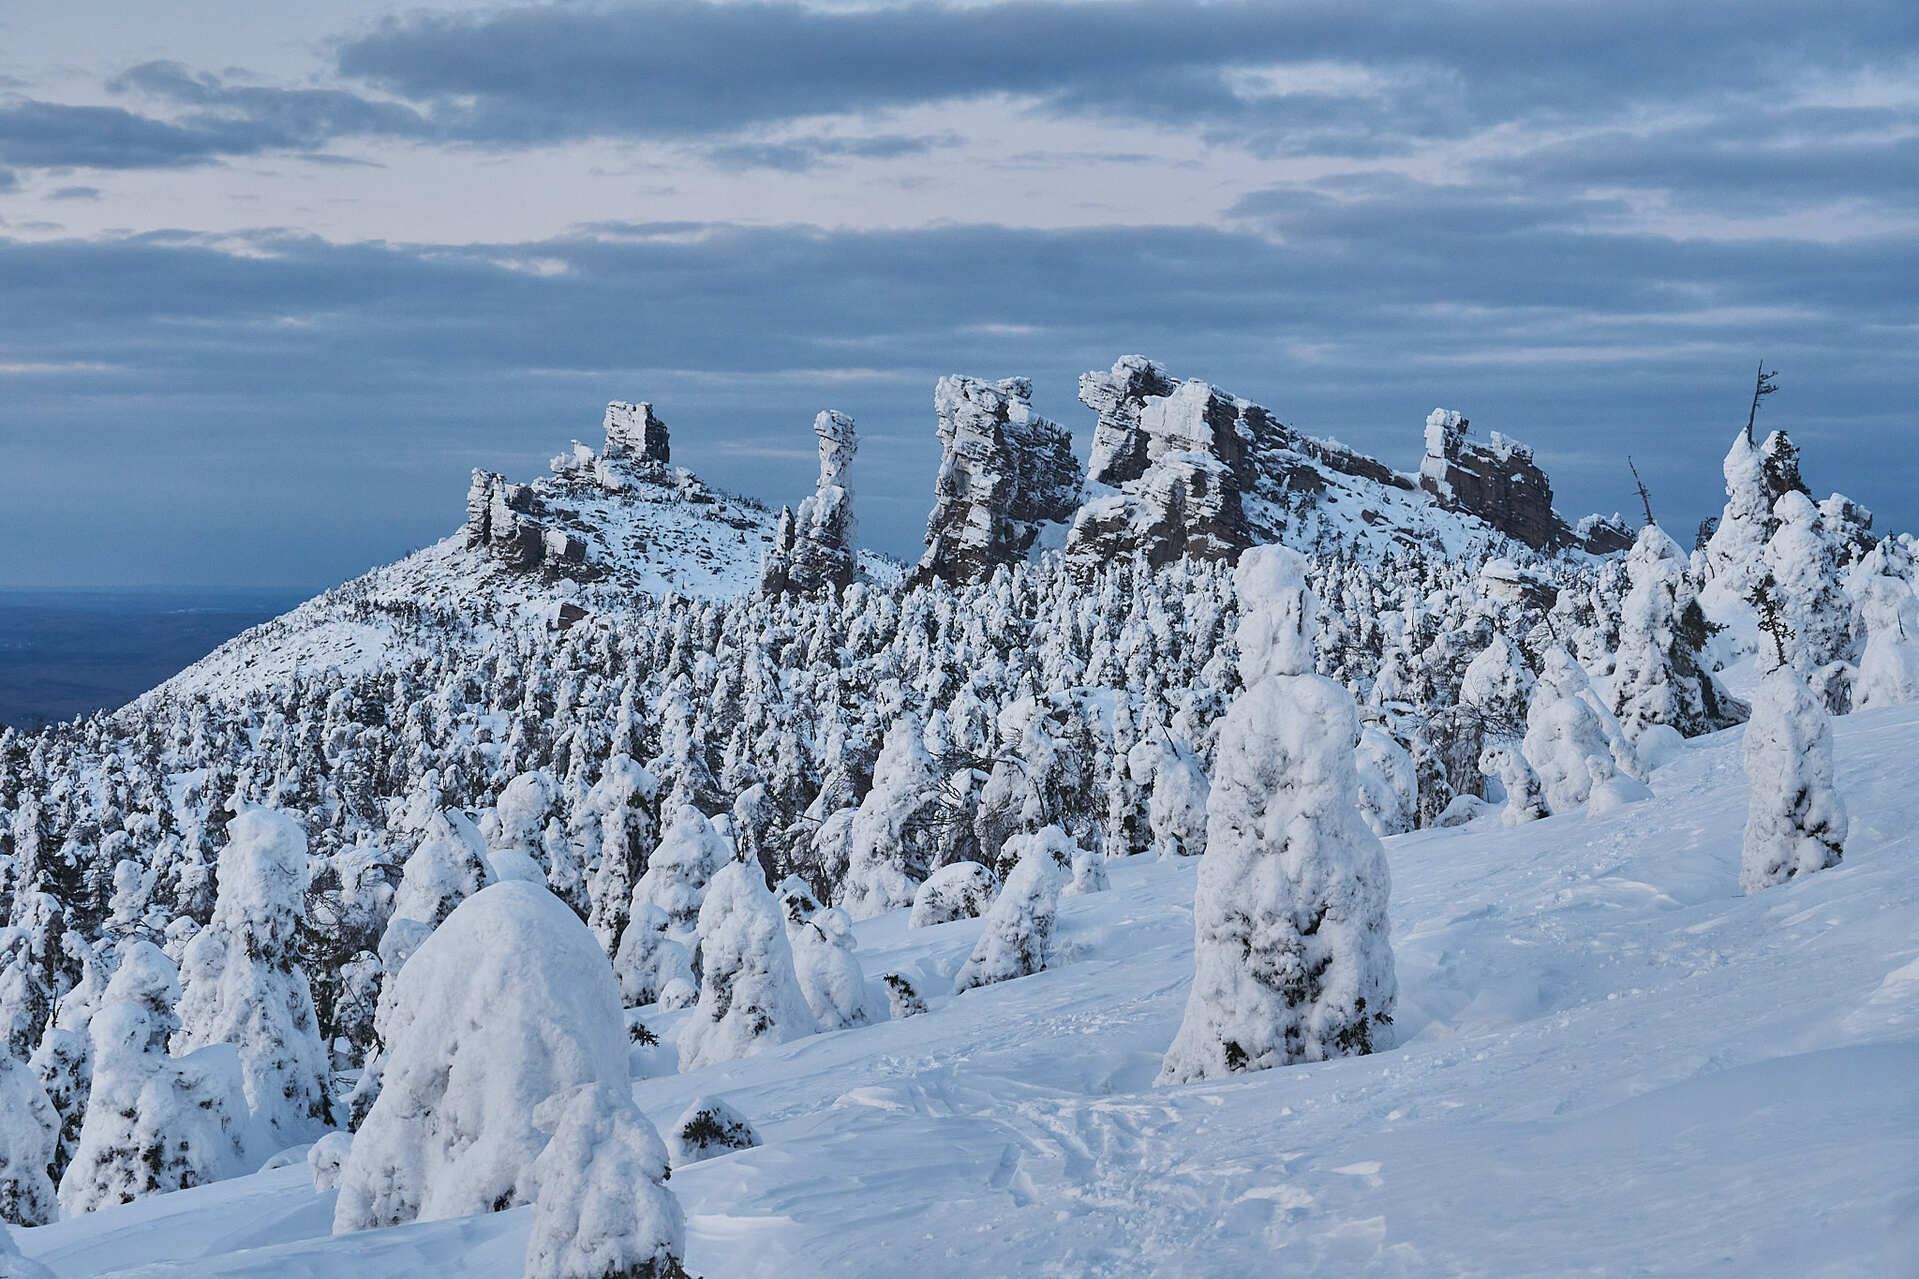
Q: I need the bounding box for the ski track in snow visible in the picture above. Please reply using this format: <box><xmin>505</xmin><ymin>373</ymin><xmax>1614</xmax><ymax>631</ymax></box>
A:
<box><xmin>20</xmin><ymin>705</ymin><xmax>1919</xmax><ymax>1276</ymax></box>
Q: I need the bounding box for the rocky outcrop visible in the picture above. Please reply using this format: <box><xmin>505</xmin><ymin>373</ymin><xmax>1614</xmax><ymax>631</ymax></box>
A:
<box><xmin>763</xmin><ymin>410</ymin><xmax>858</xmax><ymax>595</ymax></box>
<box><xmin>465</xmin><ymin>470</ymin><xmax>586</xmax><ymax>572</ymax></box>
<box><xmin>1068</xmin><ymin>373</ymin><xmax>1254</xmax><ymax>570</ymax></box>
<box><xmin>603</xmin><ymin>401</ymin><xmax>671</xmax><ymax>466</ymax></box>
<box><xmin>1416</xmin><ymin>409</ymin><xmax>1627</xmax><ymax>554</ymax></box>
<box><xmin>914</xmin><ymin>377</ymin><xmax>1079</xmax><ymax>585</ymax></box>
<box><xmin>1416</xmin><ymin>410</ymin><xmax>1567</xmax><ymax>552</ymax></box>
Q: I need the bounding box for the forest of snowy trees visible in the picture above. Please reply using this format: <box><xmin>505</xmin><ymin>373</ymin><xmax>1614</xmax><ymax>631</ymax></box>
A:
<box><xmin>0</xmin><ymin>388</ymin><xmax>1909</xmax><ymax>1274</ymax></box>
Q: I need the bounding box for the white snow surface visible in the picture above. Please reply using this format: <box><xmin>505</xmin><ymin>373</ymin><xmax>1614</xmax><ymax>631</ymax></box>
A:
<box><xmin>19</xmin><ymin>705</ymin><xmax>1919</xmax><ymax>1276</ymax></box>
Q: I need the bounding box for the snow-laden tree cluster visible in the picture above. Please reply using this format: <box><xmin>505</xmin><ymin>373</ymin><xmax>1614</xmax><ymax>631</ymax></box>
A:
<box><xmin>0</xmin><ymin>397</ymin><xmax>1898</xmax><ymax>1246</ymax></box>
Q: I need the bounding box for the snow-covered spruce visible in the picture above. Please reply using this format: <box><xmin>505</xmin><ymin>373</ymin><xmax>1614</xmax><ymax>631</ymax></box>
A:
<box><xmin>171</xmin><ymin>806</ymin><xmax>332</xmax><ymax>1151</ymax></box>
<box><xmin>881</xmin><ymin>972</ymin><xmax>928</xmax><ymax>1019</ymax></box>
<box><xmin>1761</xmin><ymin>491</ymin><xmax>1856</xmax><ymax>692</ymax></box>
<box><xmin>612</xmin><ymin>902</ymin><xmax>696</xmax><ymax>1009</ymax></box>
<box><xmin>838</xmin><ymin>714</ymin><xmax>939</xmax><ymax>920</ymax></box>
<box><xmin>666</xmin><ymin>1095</ymin><xmax>762</xmax><ymax>1166</ymax></box>
<box><xmin>1611</xmin><ymin>524</ymin><xmax>1739</xmax><ymax>740</ymax></box>
<box><xmin>1137</xmin><ymin>736</ymin><xmax>1209</xmax><ymax>858</ymax></box>
<box><xmin>789</xmin><ymin>905</ymin><xmax>870</xmax><ymax>1030</ymax></box>
<box><xmin>58</xmin><ymin>941</ymin><xmax>248</xmax><ymax>1215</ymax></box>
<box><xmin>1160</xmin><ymin>546</ymin><xmax>1395</xmax><ymax>1083</ymax></box>
<box><xmin>1354</xmin><ymin>723</ymin><xmax>1418</xmax><ymax>837</ymax></box>
<box><xmin>1741</xmin><ymin>666</ymin><xmax>1848</xmax><ymax>894</ymax></box>
<box><xmin>633</xmin><ymin>803</ymin><xmax>727</xmax><ymax>935</ymax></box>
<box><xmin>0</xmin><ymin>1054</ymin><xmax>55</xmax><ymax>1226</ymax></box>
<box><xmin>1523</xmin><ymin>647</ymin><xmax>1629</xmax><ymax>814</ymax></box>
<box><xmin>523</xmin><ymin>1083</ymin><xmax>687</xmax><ymax>1279</ymax></box>
<box><xmin>1851</xmin><ymin>539</ymin><xmax>1919</xmax><ymax>711</ymax></box>
<box><xmin>307</xmin><ymin>1131</ymin><xmax>351</xmax><ymax>1192</ymax></box>
<box><xmin>333</xmin><ymin>881</ymin><xmax>632</xmax><ymax>1233</ymax></box>
<box><xmin>908</xmin><ymin>860</ymin><xmax>999</xmax><ymax>927</ymax></box>
<box><xmin>953</xmin><ymin>826</ymin><xmax>1076</xmax><ymax>995</ymax></box>
<box><xmin>678</xmin><ymin>859</ymin><xmax>817</xmax><ymax>1071</ymax></box>
<box><xmin>1478</xmin><ymin>744</ymin><xmax>1547</xmax><ymax>826</ymax></box>
<box><xmin>584</xmin><ymin>754</ymin><xmax>659</xmax><ymax>953</ymax></box>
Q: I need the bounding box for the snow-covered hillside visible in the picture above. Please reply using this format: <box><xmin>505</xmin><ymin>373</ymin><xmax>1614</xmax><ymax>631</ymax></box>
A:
<box><xmin>20</xmin><ymin>702</ymin><xmax>1918</xmax><ymax>1276</ymax></box>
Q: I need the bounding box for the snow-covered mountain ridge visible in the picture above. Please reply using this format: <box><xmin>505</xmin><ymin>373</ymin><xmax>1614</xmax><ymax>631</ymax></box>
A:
<box><xmin>18</xmin><ymin>700</ymin><xmax>1918</xmax><ymax>1276</ymax></box>
<box><xmin>151</xmin><ymin>364</ymin><xmax>1615</xmax><ymax>706</ymax></box>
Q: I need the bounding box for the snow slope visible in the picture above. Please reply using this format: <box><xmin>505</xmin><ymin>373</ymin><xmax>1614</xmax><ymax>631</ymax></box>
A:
<box><xmin>22</xmin><ymin>705</ymin><xmax>1919</xmax><ymax>1276</ymax></box>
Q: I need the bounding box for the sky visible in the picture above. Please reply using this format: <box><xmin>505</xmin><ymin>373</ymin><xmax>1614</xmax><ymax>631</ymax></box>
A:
<box><xmin>1</xmin><ymin>0</ymin><xmax>1914</xmax><ymax>587</ymax></box>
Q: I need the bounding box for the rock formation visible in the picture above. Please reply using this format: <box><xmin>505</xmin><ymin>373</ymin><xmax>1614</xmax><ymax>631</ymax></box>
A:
<box><xmin>914</xmin><ymin>377</ymin><xmax>1079</xmax><ymax>585</ymax></box>
<box><xmin>603</xmin><ymin>401</ymin><xmax>671</xmax><ymax>466</ymax></box>
<box><xmin>763</xmin><ymin>410</ymin><xmax>858</xmax><ymax>596</ymax></box>
<box><xmin>465</xmin><ymin>471</ymin><xmax>586</xmax><ymax>572</ymax></box>
<box><xmin>1417</xmin><ymin>410</ymin><xmax>1567</xmax><ymax>551</ymax></box>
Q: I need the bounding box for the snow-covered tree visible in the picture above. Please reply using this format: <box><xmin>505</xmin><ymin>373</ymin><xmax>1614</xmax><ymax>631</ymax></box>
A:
<box><xmin>1523</xmin><ymin>647</ymin><xmax>1629</xmax><ymax>813</ymax></box>
<box><xmin>335</xmin><ymin>881</ymin><xmax>633</xmax><ymax>1233</ymax></box>
<box><xmin>1612</xmin><ymin>525</ymin><xmax>1737</xmax><ymax>740</ymax></box>
<box><xmin>584</xmin><ymin>755</ymin><xmax>659</xmax><ymax>953</ymax></box>
<box><xmin>59</xmin><ymin>941</ymin><xmax>248</xmax><ymax>1215</ymax></box>
<box><xmin>1741</xmin><ymin>664</ymin><xmax>1847</xmax><ymax>894</ymax></box>
<box><xmin>611</xmin><ymin>902</ymin><xmax>695</xmax><ymax>1008</ymax></box>
<box><xmin>522</xmin><ymin>1082</ymin><xmax>687</xmax><ymax>1279</ymax></box>
<box><xmin>633</xmin><ymin>804</ymin><xmax>728</xmax><ymax>935</ymax></box>
<box><xmin>953</xmin><ymin>826</ymin><xmax>1074</xmax><ymax>995</ymax></box>
<box><xmin>789</xmin><ymin>905</ymin><xmax>869</xmax><ymax>1030</ymax></box>
<box><xmin>0</xmin><ymin>1054</ymin><xmax>55</xmax><ymax>1226</ymax></box>
<box><xmin>1762</xmin><ymin>491</ymin><xmax>1855</xmax><ymax>692</ymax></box>
<box><xmin>1160</xmin><ymin>546</ymin><xmax>1395</xmax><ymax>1082</ymax></box>
<box><xmin>1133</xmin><ymin>736</ymin><xmax>1209</xmax><ymax>858</ymax></box>
<box><xmin>908</xmin><ymin>861</ymin><xmax>998</xmax><ymax>928</ymax></box>
<box><xmin>1478</xmin><ymin>743</ymin><xmax>1547</xmax><ymax>826</ymax></box>
<box><xmin>1851</xmin><ymin>540</ymin><xmax>1919</xmax><ymax>711</ymax></box>
<box><xmin>678</xmin><ymin>860</ymin><xmax>817</xmax><ymax>1071</ymax></box>
<box><xmin>838</xmin><ymin>714</ymin><xmax>938</xmax><ymax>920</ymax></box>
<box><xmin>1354</xmin><ymin>724</ymin><xmax>1418</xmax><ymax>837</ymax></box>
<box><xmin>665</xmin><ymin>1095</ymin><xmax>761</xmax><ymax>1166</ymax></box>
<box><xmin>172</xmin><ymin>807</ymin><xmax>332</xmax><ymax>1149</ymax></box>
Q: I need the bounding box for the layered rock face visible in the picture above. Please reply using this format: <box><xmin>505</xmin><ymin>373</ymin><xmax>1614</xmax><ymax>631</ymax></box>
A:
<box><xmin>1417</xmin><ymin>409</ymin><xmax>1626</xmax><ymax>553</ymax></box>
<box><xmin>763</xmin><ymin>410</ymin><xmax>859</xmax><ymax>595</ymax></box>
<box><xmin>1068</xmin><ymin>373</ymin><xmax>1254</xmax><ymax>570</ymax></box>
<box><xmin>603</xmin><ymin>401</ymin><xmax>671</xmax><ymax>466</ymax></box>
<box><xmin>465</xmin><ymin>471</ymin><xmax>586</xmax><ymax>572</ymax></box>
<box><xmin>914</xmin><ymin>377</ymin><xmax>1079</xmax><ymax>585</ymax></box>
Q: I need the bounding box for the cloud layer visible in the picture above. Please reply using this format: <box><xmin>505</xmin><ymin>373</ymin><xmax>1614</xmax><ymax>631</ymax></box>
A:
<box><xmin>0</xmin><ymin>0</ymin><xmax>1914</xmax><ymax>584</ymax></box>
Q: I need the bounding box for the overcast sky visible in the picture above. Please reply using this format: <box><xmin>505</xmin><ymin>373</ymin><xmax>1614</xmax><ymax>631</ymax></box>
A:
<box><xmin>3</xmin><ymin>0</ymin><xmax>1914</xmax><ymax>586</ymax></box>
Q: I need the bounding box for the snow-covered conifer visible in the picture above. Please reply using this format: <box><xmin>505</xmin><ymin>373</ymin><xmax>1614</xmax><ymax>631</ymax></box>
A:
<box><xmin>1741</xmin><ymin>663</ymin><xmax>1847</xmax><ymax>894</ymax></box>
<box><xmin>1066</xmin><ymin>848</ymin><xmax>1109</xmax><ymax>896</ymax></box>
<box><xmin>1763</xmin><ymin>491</ymin><xmax>1855</xmax><ymax>690</ymax></box>
<box><xmin>523</xmin><ymin>1083</ymin><xmax>686</xmax><ymax>1279</ymax></box>
<box><xmin>666</xmin><ymin>1095</ymin><xmax>761</xmax><ymax>1166</ymax></box>
<box><xmin>171</xmin><ymin>807</ymin><xmax>331</xmax><ymax>1149</ymax></box>
<box><xmin>1853</xmin><ymin>540</ymin><xmax>1919</xmax><ymax>710</ymax></box>
<box><xmin>585</xmin><ymin>754</ymin><xmax>659</xmax><ymax>952</ymax></box>
<box><xmin>633</xmin><ymin>804</ymin><xmax>728</xmax><ymax>934</ymax></box>
<box><xmin>953</xmin><ymin>826</ymin><xmax>1074</xmax><ymax>995</ymax></box>
<box><xmin>1160</xmin><ymin>546</ymin><xmax>1395</xmax><ymax>1082</ymax></box>
<box><xmin>790</xmin><ymin>905</ymin><xmax>869</xmax><ymax>1029</ymax></box>
<box><xmin>0</xmin><ymin>1055</ymin><xmax>55</xmax><ymax>1226</ymax></box>
<box><xmin>1134</xmin><ymin>736</ymin><xmax>1209</xmax><ymax>858</ymax></box>
<box><xmin>1612</xmin><ymin>525</ymin><xmax>1737</xmax><ymax>739</ymax></box>
<box><xmin>1354</xmin><ymin>724</ymin><xmax>1418</xmax><ymax>837</ymax></box>
<box><xmin>1522</xmin><ymin>647</ymin><xmax>1630</xmax><ymax>813</ymax></box>
<box><xmin>838</xmin><ymin>714</ymin><xmax>938</xmax><ymax>920</ymax></box>
<box><xmin>334</xmin><ymin>881</ymin><xmax>632</xmax><ymax>1233</ymax></box>
<box><xmin>611</xmin><ymin>902</ymin><xmax>695</xmax><ymax>1008</ymax></box>
<box><xmin>678</xmin><ymin>860</ymin><xmax>817</xmax><ymax>1071</ymax></box>
<box><xmin>59</xmin><ymin>941</ymin><xmax>248</xmax><ymax>1215</ymax></box>
<box><xmin>908</xmin><ymin>861</ymin><xmax>998</xmax><ymax>928</ymax></box>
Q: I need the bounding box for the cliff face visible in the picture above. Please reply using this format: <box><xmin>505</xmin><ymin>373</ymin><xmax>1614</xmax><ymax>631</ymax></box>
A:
<box><xmin>764</xmin><ymin>410</ymin><xmax>860</xmax><ymax>596</ymax></box>
<box><xmin>914</xmin><ymin>376</ymin><xmax>1080</xmax><ymax>585</ymax></box>
<box><xmin>464</xmin><ymin>471</ymin><xmax>586</xmax><ymax>572</ymax></box>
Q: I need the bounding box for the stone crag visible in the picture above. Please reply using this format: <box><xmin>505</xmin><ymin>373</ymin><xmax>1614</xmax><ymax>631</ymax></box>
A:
<box><xmin>914</xmin><ymin>377</ymin><xmax>1080</xmax><ymax>585</ymax></box>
